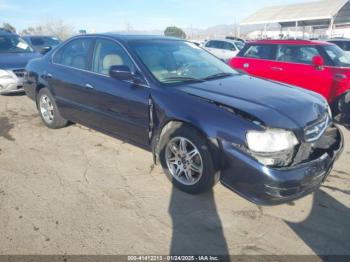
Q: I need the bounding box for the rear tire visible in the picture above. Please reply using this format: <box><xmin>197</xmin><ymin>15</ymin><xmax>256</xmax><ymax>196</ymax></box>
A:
<box><xmin>159</xmin><ymin>122</ymin><xmax>218</xmax><ymax>194</ymax></box>
<box><xmin>37</xmin><ymin>88</ymin><xmax>68</xmax><ymax>129</ymax></box>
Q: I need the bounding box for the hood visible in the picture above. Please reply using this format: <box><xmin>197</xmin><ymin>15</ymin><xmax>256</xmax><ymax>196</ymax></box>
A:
<box><xmin>177</xmin><ymin>74</ymin><xmax>328</xmax><ymax>130</ymax></box>
<box><xmin>0</xmin><ymin>52</ymin><xmax>41</xmax><ymax>69</ymax></box>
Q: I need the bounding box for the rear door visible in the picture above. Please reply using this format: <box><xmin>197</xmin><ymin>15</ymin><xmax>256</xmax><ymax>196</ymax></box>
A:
<box><xmin>230</xmin><ymin>44</ymin><xmax>276</xmax><ymax>78</ymax></box>
<box><xmin>48</xmin><ymin>37</ymin><xmax>97</xmax><ymax>124</ymax></box>
<box><xmin>270</xmin><ymin>44</ymin><xmax>335</xmax><ymax>100</ymax></box>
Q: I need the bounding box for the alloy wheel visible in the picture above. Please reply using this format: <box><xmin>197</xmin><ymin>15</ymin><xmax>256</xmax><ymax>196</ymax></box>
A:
<box><xmin>165</xmin><ymin>137</ymin><xmax>203</xmax><ymax>186</ymax></box>
<box><xmin>39</xmin><ymin>94</ymin><xmax>54</xmax><ymax>124</ymax></box>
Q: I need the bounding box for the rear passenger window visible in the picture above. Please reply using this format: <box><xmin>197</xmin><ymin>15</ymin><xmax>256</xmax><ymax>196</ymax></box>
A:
<box><xmin>276</xmin><ymin>45</ymin><xmax>320</xmax><ymax>65</ymax></box>
<box><xmin>222</xmin><ymin>42</ymin><xmax>236</xmax><ymax>51</ymax></box>
<box><xmin>53</xmin><ymin>38</ymin><xmax>94</xmax><ymax>70</ymax></box>
<box><xmin>206</xmin><ymin>41</ymin><xmax>223</xmax><ymax>49</ymax></box>
<box><xmin>242</xmin><ymin>45</ymin><xmax>273</xmax><ymax>60</ymax></box>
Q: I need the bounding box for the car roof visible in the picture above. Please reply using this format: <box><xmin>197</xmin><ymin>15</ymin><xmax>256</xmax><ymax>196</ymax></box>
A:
<box><xmin>72</xmin><ymin>33</ymin><xmax>181</xmax><ymax>43</ymax></box>
<box><xmin>208</xmin><ymin>39</ymin><xmax>240</xmax><ymax>44</ymax></box>
<box><xmin>0</xmin><ymin>30</ymin><xmax>17</xmax><ymax>36</ymax></box>
<box><xmin>328</xmin><ymin>39</ymin><xmax>350</xmax><ymax>42</ymax></box>
<box><xmin>248</xmin><ymin>39</ymin><xmax>333</xmax><ymax>46</ymax></box>
<box><xmin>23</xmin><ymin>35</ymin><xmax>59</xmax><ymax>38</ymax></box>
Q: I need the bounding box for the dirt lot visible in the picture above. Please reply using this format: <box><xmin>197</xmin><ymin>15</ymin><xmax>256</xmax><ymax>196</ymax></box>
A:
<box><xmin>0</xmin><ymin>94</ymin><xmax>349</xmax><ymax>256</ymax></box>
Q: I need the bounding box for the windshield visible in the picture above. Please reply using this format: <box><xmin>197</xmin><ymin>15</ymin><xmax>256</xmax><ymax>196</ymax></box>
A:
<box><xmin>31</xmin><ymin>36</ymin><xmax>61</xmax><ymax>46</ymax></box>
<box><xmin>0</xmin><ymin>35</ymin><xmax>34</xmax><ymax>53</ymax></box>
<box><xmin>130</xmin><ymin>40</ymin><xmax>237</xmax><ymax>84</ymax></box>
<box><xmin>323</xmin><ymin>45</ymin><xmax>350</xmax><ymax>67</ymax></box>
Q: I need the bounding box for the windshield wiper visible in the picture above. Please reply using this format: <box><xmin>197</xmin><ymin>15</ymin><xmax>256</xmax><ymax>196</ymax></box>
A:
<box><xmin>202</xmin><ymin>73</ymin><xmax>234</xmax><ymax>81</ymax></box>
<box><xmin>161</xmin><ymin>76</ymin><xmax>205</xmax><ymax>83</ymax></box>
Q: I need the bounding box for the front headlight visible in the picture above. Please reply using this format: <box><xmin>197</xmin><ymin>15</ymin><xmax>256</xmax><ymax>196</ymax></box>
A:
<box><xmin>247</xmin><ymin>129</ymin><xmax>298</xmax><ymax>153</ymax></box>
<box><xmin>246</xmin><ymin>129</ymin><xmax>299</xmax><ymax>167</ymax></box>
<box><xmin>0</xmin><ymin>69</ymin><xmax>13</xmax><ymax>79</ymax></box>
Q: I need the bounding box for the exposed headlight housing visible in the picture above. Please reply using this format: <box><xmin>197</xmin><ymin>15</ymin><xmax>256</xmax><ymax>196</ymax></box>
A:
<box><xmin>246</xmin><ymin>129</ymin><xmax>299</xmax><ymax>167</ymax></box>
<box><xmin>326</xmin><ymin>104</ymin><xmax>332</xmax><ymax>119</ymax></box>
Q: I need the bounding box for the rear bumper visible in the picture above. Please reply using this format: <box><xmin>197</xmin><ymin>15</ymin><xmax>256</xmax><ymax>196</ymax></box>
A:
<box><xmin>220</xmin><ymin>125</ymin><xmax>343</xmax><ymax>205</ymax></box>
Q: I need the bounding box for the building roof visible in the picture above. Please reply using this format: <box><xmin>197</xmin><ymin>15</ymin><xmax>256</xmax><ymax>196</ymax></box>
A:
<box><xmin>240</xmin><ymin>0</ymin><xmax>350</xmax><ymax>26</ymax></box>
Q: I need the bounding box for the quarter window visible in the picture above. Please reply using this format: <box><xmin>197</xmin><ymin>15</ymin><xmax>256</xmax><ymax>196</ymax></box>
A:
<box><xmin>276</xmin><ymin>45</ymin><xmax>320</xmax><ymax>65</ymax></box>
<box><xmin>242</xmin><ymin>44</ymin><xmax>273</xmax><ymax>60</ymax></box>
<box><xmin>53</xmin><ymin>38</ymin><xmax>94</xmax><ymax>70</ymax></box>
<box><xmin>92</xmin><ymin>39</ymin><xmax>135</xmax><ymax>75</ymax></box>
<box><xmin>206</xmin><ymin>40</ymin><xmax>223</xmax><ymax>49</ymax></box>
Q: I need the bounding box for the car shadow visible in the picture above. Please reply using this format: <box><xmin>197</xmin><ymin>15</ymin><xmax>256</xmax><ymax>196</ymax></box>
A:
<box><xmin>168</xmin><ymin>187</ymin><xmax>230</xmax><ymax>258</ymax></box>
<box><xmin>286</xmin><ymin>189</ymin><xmax>350</xmax><ymax>255</ymax></box>
<box><xmin>1</xmin><ymin>92</ymin><xmax>25</xmax><ymax>97</ymax></box>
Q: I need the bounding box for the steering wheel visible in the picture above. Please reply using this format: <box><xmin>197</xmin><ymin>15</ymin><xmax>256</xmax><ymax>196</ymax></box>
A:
<box><xmin>177</xmin><ymin>62</ymin><xmax>205</xmax><ymax>77</ymax></box>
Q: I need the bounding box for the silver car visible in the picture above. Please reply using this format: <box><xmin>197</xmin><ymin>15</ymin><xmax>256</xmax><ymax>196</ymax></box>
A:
<box><xmin>0</xmin><ymin>30</ymin><xmax>41</xmax><ymax>95</ymax></box>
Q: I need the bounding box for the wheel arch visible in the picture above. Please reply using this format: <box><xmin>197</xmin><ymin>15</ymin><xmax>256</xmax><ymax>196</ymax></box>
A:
<box><xmin>152</xmin><ymin>119</ymin><xmax>224</xmax><ymax>173</ymax></box>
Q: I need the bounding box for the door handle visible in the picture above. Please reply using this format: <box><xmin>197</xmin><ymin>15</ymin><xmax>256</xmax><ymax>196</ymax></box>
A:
<box><xmin>85</xmin><ymin>83</ymin><xmax>94</xmax><ymax>89</ymax></box>
<box><xmin>243</xmin><ymin>63</ymin><xmax>249</xmax><ymax>68</ymax></box>
<box><xmin>271</xmin><ymin>67</ymin><xmax>283</xmax><ymax>71</ymax></box>
<box><xmin>334</xmin><ymin>74</ymin><xmax>347</xmax><ymax>80</ymax></box>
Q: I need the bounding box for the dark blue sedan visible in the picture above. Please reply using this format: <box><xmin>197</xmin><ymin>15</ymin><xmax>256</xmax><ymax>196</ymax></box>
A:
<box><xmin>23</xmin><ymin>34</ymin><xmax>343</xmax><ymax>205</ymax></box>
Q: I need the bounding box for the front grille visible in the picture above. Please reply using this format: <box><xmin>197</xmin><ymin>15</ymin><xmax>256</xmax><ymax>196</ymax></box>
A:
<box><xmin>304</xmin><ymin>114</ymin><xmax>330</xmax><ymax>143</ymax></box>
<box><xmin>12</xmin><ymin>69</ymin><xmax>25</xmax><ymax>79</ymax></box>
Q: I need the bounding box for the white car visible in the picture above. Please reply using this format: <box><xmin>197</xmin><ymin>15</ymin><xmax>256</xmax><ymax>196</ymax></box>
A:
<box><xmin>204</xmin><ymin>39</ymin><xmax>245</xmax><ymax>62</ymax></box>
<box><xmin>328</xmin><ymin>39</ymin><xmax>350</xmax><ymax>55</ymax></box>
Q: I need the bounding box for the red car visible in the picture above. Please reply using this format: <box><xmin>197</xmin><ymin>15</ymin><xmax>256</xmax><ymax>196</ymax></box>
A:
<box><xmin>229</xmin><ymin>40</ymin><xmax>350</xmax><ymax>123</ymax></box>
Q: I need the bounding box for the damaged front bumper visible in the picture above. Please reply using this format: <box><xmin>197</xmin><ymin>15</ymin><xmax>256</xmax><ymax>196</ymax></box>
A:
<box><xmin>220</xmin><ymin>125</ymin><xmax>344</xmax><ymax>205</ymax></box>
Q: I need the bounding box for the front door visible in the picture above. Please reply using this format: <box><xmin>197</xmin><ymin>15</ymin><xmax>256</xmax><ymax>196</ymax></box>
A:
<box><xmin>85</xmin><ymin>38</ymin><xmax>150</xmax><ymax>145</ymax></box>
<box><xmin>270</xmin><ymin>45</ymin><xmax>334</xmax><ymax>100</ymax></box>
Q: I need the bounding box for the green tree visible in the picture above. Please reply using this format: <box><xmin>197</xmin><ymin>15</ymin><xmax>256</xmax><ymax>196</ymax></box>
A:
<box><xmin>164</xmin><ymin>26</ymin><xmax>186</xmax><ymax>39</ymax></box>
<box><xmin>2</xmin><ymin>23</ymin><xmax>16</xmax><ymax>33</ymax></box>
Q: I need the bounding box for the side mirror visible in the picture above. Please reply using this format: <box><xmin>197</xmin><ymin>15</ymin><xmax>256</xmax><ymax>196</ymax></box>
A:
<box><xmin>109</xmin><ymin>65</ymin><xmax>138</xmax><ymax>81</ymax></box>
<box><xmin>312</xmin><ymin>55</ymin><xmax>325</xmax><ymax>68</ymax></box>
<box><xmin>40</xmin><ymin>46</ymin><xmax>52</xmax><ymax>54</ymax></box>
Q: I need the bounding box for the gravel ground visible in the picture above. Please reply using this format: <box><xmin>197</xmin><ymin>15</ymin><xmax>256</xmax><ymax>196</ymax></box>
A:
<box><xmin>0</xmin><ymin>94</ymin><xmax>349</xmax><ymax>256</ymax></box>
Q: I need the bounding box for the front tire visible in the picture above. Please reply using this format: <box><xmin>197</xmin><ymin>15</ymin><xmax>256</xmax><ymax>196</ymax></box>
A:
<box><xmin>37</xmin><ymin>88</ymin><xmax>68</xmax><ymax>129</ymax></box>
<box><xmin>159</xmin><ymin>122</ymin><xmax>217</xmax><ymax>194</ymax></box>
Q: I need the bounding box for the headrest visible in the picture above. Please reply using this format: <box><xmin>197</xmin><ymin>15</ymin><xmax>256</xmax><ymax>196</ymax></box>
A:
<box><xmin>103</xmin><ymin>54</ymin><xmax>123</xmax><ymax>69</ymax></box>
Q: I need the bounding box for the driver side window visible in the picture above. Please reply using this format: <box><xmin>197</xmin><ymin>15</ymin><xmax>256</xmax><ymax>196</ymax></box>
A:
<box><xmin>92</xmin><ymin>39</ymin><xmax>135</xmax><ymax>75</ymax></box>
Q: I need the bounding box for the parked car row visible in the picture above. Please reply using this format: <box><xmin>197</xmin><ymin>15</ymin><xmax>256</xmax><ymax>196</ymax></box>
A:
<box><xmin>0</xmin><ymin>30</ymin><xmax>61</xmax><ymax>95</ymax></box>
<box><xmin>229</xmin><ymin>40</ymin><xmax>350</xmax><ymax>126</ymax></box>
<box><xmin>20</xmin><ymin>34</ymin><xmax>343</xmax><ymax>205</ymax></box>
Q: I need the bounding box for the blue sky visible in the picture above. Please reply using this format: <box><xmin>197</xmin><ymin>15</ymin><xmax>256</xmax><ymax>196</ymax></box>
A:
<box><xmin>0</xmin><ymin>0</ymin><xmax>309</xmax><ymax>32</ymax></box>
